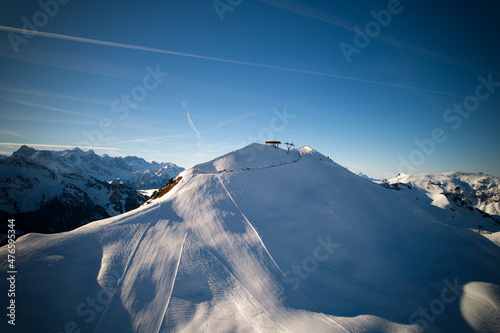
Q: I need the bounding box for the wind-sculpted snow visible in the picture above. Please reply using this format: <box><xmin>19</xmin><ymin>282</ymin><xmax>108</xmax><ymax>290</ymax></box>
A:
<box><xmin>2</xmin><ymin>143</ymin><xmax>500</xmax><ymax>332</ymax></box>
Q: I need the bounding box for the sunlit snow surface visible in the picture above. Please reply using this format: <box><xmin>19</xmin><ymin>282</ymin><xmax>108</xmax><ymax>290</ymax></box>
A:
<box><xmin>391</xmin><ymin>172</ymin><xmax>500</xmax><ymax>218</ymax></box>
<box><xmin>2</xmin><ymin>143</ymin><xmax>500</xmax><ymax>333</ymax></box>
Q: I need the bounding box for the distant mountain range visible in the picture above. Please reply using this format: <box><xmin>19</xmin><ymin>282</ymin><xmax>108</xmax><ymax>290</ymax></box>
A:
<box><xmin>354</xmin><ymin>171</ymin><xmax>381</xmax><ymax>182</ymax></box>
<box><xmin>387</xmin><ymin>171</ymin><xmax>500</xmax><ymax>229</ymax></box>
<box><xmin>0</xmin><ymin>146</ymin><xmax>184</xmax><ymax>234</ymax></box>
<box><xmin>13</xmin><ymin>145</ymin><xmax>184</xmax><ymax>190</ymax></box>
<box><xmin>355</xmin><ymin>170</ymin><xmax>500</xmax><ymax>229</ymax></box>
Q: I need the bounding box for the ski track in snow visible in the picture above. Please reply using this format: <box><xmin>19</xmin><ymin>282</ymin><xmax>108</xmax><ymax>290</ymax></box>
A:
<box><xmin>216</xmin><ymin>150</ymin><xmax>302</xmax><ymax>174</ymax></box>
<box><xmin>94</xmin><ymin>205</ymin><xmax>189</xmax><ymax>333</ymax></box>
<box><xmin>94</xmin><ymin>205</ymin><xmax>163</xmax><ymax>332</ymax></box>
<box><xmin>320</xmin><ymin>315</ymin><xmax>350</xmax><ymax>332</ymax></box>
<box><xmin>217</xmin><ymin>175</ymin><xmax>285</xmax><ymax>276</ymax></box>
<box><xmin>155</xmin><ymin>233</ymin><xmax>188</xmax><ymax>333</ymax></box>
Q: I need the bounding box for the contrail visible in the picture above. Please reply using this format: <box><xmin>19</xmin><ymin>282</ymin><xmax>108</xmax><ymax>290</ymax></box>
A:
<box><xmin>107</xmin><ymin>133</ymin><xmax>193</xmax><ymax>145</ymax></box>
<box><xmin>257</xmin><ymin>0</ymin><xmax>353</xmax><ymax>30</ymax></box>
<box><xmin>180</xmin><ymin>95</ymin><xmax>200</xmax><ymax>139</ymax></box>
<box><xmin>186</xmin><ymin>110</ymin><xmax>200</xmax><ymax>139</ymax></box>
<box><xmin>0</xmin><ymin>85</ymin><xmax>109</xmax><ymax>106</ymax></box>
<box><xmin>256</xmin><ymin>0</ymin><xmax>493</xmax><ymax>76</ymax></box>
<box><xmin>0</xmin><ymin>95</ymin><xmax>94</xmax><ymax>118</ymax></box>
<box><xmin>0</xmin><ymin>130</ymin><xmax>22</xmax><ymax>137</ymax></box>
<box><xmin>214</xmin><ymin>100</ymin><xmax>303</xmax><ymax>129</ymax></box>
<box><xmin>0</xmin><ymin>25</ymin><xmax>479</xmax><ymax>99</ymax></box>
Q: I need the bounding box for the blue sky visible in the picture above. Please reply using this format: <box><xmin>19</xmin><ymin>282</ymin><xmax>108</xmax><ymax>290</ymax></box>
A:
<box><xmin>0</xmin><ymin>0</ymin><xmax>499</xmax><ymax>179</ymax></box>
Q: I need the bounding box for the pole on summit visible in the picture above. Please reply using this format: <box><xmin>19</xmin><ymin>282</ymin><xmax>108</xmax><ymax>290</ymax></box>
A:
<box><xmin>284</xmin><ymin>142</ymin><xmax>294</xmax><ymax>154</ymax></box>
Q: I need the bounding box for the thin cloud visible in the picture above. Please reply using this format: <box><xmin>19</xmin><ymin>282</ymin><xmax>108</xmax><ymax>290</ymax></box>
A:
<box><xmin>216</xmin><ymin>99</ymin><xmax>305</xmax><ymax>129</ymax></box>
<box><xmin>0</xmin><ymin>142</ymin><xmax>120</xmax><ymax>150</ymax></box>
<box><xmin>0</xmin><ymin>86</ymin><xmax>109</xmax><ymax>106</ymax></box>
<box><xmin>0</xmin><ymin>36</ymin><xmax>145</xmax><ymax>81</ymax></box>
<box><xmin>107</xmin><ymin>133</ymin><xmax>193</xmax><ymax>145</ymax></box>
<box><xmin>214</xmin><ymin>101</ymin><xmax>298</xmax><ymax>129</ymax></box>
<box><xmin>257</xmin><ymin>0</ymin><xmax>352</xmax><ymax>30</ymax></box>
<box><xmin>0</xmin><ymin>115</ymin><xmax>97</xmax><ymax>127</ymax></box>
<box><xmin>0</xmin><ymin>129</ymin><xmax>22</xmax><ymax>137</ymax></box>
<box><xmin>180</xmin><ymin>95</ymin><xmax>201</xmax><ymax>139</ymax></box>
<box><xmin>215</xmin><ymin>109</ymin><xmax>267</xmax><ymax>129</ymax></box>
<box><xmin>0</xmin><ymin>96</ymin><xmax>95</xmax><ymax>118</ymax></box>
<box><xmin>0</xmin><ymin>25</ymin><xmax>478</xmax><ymax>99</ymax></box>
<box><xmin>0</xmin><ymin>86</ymin><xmax>182</xmax><ymax>114</ymax></box>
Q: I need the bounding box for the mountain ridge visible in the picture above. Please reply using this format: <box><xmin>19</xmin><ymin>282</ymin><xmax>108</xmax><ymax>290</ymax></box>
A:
<box><xmin>2</xmin><ymin>143</ymin><xmax>499</xmax><ymax>332</ymax></box>
<box><xmin>0</xmin><ymin>146</ymin><xmax>183</xmax><ymax>234</ymax></box>
<box><xmin>0</xmin><ymin>154</ymin><xmax>147</xmax><ymax>234</ymax></box>
<box><xmin>388</xmin><ymin>172</ymin><xmax>500</xmax><ymax>229</ymax></box>
<box><xmin>12</xmin><ymin>145</ymin><xmax>184</xmax><ymax>190</ymax></box>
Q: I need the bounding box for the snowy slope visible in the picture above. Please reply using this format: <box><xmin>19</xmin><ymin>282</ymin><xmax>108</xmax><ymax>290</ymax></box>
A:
<box><xmin>388</xmin><ymin>172</ymin><xmax>500</xmax><ymax>232</ymax></box>
<box><xmin>484</xmin><ymin>231</ymin><xmax>500</xmax><ymax>247</ymax></box>
<box><xmin>2</xmin><ymin>143</ymin><xmax>500</xmax><ymax>333</ymax></box>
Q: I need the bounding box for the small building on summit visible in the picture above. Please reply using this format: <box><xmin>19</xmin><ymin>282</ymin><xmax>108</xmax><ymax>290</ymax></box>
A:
<box><xmin>265</xmin><ymin>141</ymin><xmax>281</xmax><ymax>148</ymax></box>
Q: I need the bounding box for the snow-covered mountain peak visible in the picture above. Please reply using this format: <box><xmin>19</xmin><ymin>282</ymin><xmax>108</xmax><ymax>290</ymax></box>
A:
<box><xmin>188</xmin><ymin>143</ymin><xmax>336</xmax><ymax>177</ymax></box>
<box><xmin>296</xmin><ymin>145</ymin><xmax>315</xmax><ymax>154</ymax></box>
<box><xmin>2</xmin><ymin>144</ymin><xmax>500</xmax><ymax>332</ymax></box>
<box><xmin>187</xmin><ymin>143</ymin><xmax>296</xmax><ymax>174</ymax></box>
<box><xmin>394</xmin><ymin>172</ymin><xmax>412</xmax><ymax>180</ymax></box>
<box><xmin>13</xmin><ymin>144</ymin><xmax>37</xmax><ymax>157</ymax></box>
